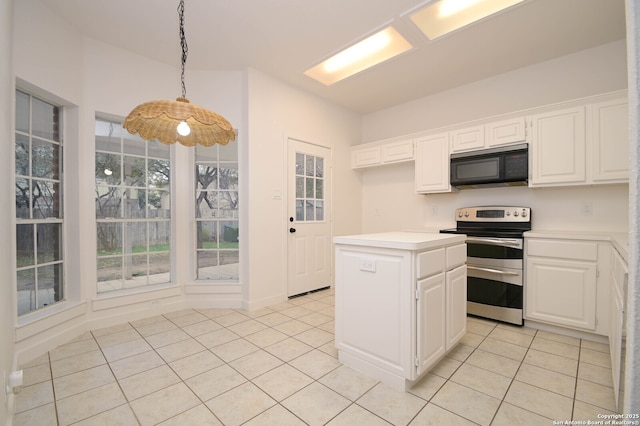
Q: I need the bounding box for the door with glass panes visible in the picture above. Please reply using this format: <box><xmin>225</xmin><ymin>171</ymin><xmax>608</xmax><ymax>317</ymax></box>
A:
<box><xmin>287</xmin><ymin>138</ymin><xmax>331</xmax><ymax>297</ymax></box>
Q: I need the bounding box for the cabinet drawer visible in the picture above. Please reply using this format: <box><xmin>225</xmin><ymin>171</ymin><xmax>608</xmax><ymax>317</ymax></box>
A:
<box><xmin>527</xmin><ymin>239</ymin><xmax>597</xmax><ymax>261</ymax></box>
<box><xmin>417</xmin><ymin>248</ymin><xmax>445</xmax><ymax>279</ymax></box>
<box><xmin>446</xmin><ymin>244</ymin><xmax>466</xmax><ymax>269</ymax></box>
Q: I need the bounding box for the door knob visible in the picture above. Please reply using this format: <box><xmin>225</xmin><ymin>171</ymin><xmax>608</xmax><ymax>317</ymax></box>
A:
<box><xmin>289</xmin><ymin>228</ymin><xmax>296</xmax><ymax>233</ymax></box>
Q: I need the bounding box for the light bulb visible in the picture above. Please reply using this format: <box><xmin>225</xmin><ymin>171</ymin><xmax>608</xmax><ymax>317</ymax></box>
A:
<box><xmin>177</xmin><ymin>121</ymin><xmax>191</xmax><ymax>136</ymax></box>
<box><xmin>104</xmin><ymin>169</ymin><xmax>113</xmax><ymax>176</ymax></box>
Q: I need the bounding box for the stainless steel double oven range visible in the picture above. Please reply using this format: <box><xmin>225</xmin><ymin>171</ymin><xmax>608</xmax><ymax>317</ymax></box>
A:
<box><xmin>440</xmin><ymin>206</ymin><xmax>531</xmax><ymax>326</ymax></box>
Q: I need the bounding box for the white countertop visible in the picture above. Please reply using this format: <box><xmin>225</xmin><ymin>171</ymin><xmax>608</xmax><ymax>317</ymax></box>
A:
<box><xmin>333</xmin><ymin>231</ymin><xmax>465</xmax><ymax>251</ymax></box>
<box><xmin>525</xmin><ymin>230</ymin><xmax>629</xmax><ymax>263</ymax></box>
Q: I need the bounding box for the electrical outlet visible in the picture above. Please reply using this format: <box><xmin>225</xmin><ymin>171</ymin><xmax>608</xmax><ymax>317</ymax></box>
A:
<box><xmin>359</xmin><ymin>259</ymin><xmax>376</xmax><ymax>273</ymax></box>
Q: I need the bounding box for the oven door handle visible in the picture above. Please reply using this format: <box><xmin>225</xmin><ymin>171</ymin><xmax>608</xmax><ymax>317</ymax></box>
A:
<box><xmin>467</xmin><ymin>266</ymin><xmax>520</xmax><ymax>276</ymax></box>
<box><xmin>465</xmin><ymin>237</ymin><xmax>522</xmax><ymax>247</ymax></box>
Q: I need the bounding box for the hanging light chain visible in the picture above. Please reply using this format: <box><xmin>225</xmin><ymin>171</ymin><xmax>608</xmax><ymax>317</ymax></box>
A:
<box><xmin>178</xmin><ymin>0</ymin><xmax>188</xmax><ymax>98</ymax></box>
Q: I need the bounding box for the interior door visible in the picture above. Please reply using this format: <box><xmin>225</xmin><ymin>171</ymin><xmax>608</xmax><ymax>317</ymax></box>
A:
<box><xmin>287</xmin><ymin>138</ymin><xmax>331</xmax><ymax>297</ymax></box>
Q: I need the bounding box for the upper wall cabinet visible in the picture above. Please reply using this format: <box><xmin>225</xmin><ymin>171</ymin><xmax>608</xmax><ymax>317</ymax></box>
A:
<box><xmin>415</xmin><ymin>132</ymin><xmax>453</xmax><ymax>194</ymax></box>
<box><xmin>351</xmin><ymin>138</ymin><xmax>414</xmax><ymax>169</ymax></box>
<box><xmin>591</xmin><ymin>98</ymin><xmax>629</xmax><ymax>183</ymax></box>
<box><xmin>451</xmin><ymin>117</ymin><xmax>526</xmax><ymax>153</ymax></box>
<box><xmin>529</xmin><ymin>94</ymin><xmax>629</xmax><ymax>187</ymax></box>
<box><xmin>529</xmin><ymin>106</ymin><xmax>586</xmax><ymax>186</ymax></box>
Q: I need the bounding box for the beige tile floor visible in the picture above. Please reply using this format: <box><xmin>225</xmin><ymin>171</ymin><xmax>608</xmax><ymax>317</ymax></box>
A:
<box><xmin>14</xmin><ymin>288</ymin><xmax>619</xmax><ymax>425</ymax></box>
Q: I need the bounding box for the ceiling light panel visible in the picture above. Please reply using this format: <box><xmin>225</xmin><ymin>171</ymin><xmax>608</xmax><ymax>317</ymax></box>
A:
<box><xmin>410</xmin><ymin>0</ymin><xmax>524</xmax><ymax>40</ymax></box>
<box><xmin>304</xmin><ymin>26</ymin><xmax>413</xmax><ymax>86</ymax></box>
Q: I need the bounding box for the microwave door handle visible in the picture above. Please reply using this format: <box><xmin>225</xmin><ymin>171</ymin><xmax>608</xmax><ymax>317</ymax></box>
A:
<box><xmin>467</xmin><ymin>266</ymin><xmax>520</xmax><ymax>276</ymax></box>
<box><xmin>465</xmin><ymin>237</ymin><xmax>521</xmax><ymax>247</ymax></box>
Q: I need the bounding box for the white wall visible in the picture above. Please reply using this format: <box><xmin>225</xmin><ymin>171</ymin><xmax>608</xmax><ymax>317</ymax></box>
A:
<box><xmin>244</xmin><ymin>69</ymin><xmax>362</xmax><ymax>309</ymax></box>
<box><xmin>360</xmin><ymin>41</ymin><xmax>630</xmax><ymax>235</ymax></box>
<box><xmin>1</xmin><ymin>0</ymin><xmax>15</xmax><ymax>422</ymax></box>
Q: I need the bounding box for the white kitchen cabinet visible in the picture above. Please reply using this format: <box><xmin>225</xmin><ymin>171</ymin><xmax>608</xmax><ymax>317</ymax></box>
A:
<box><xmin>609</xmin><ymin>246</ymin><xmax>628</xmax><ymax>410</ymax></box>
<box><xmin>591</xmin><ymin>98</ymin><xmax>629</xmax><ymax>183</ymax></box>
<box><xmin>486</xmin><ymin>117</ymin><xmax>527</xmax><ymax>148</ymax></box>
<box><xmin>351</xmin><ymin>138</ymin><xmax>414</xmax><ymax>169</ymax></box>
<box><xmin>451</xmin><ymin>125</ymin><xmax>484</xmax><ymax>152</ymax></box>
<box><xmin>334</xmin><ymin>232</ymin><xmax>466</xmax><ymax>390</ymax></box>
<box><xmin>415</xmin><ymin>132</ymin><xmax>453</xmax><ymax>193</ymax></box>
<box><xmin>529</xmin><ymin>106</ymin><xmax>586</xmax><ymax>186</ymax></box>
<box><xmin>525</xmin><ymin>238</ymin><xmax>597</xmax><ymax>331</ymax></box>
<box><xmin>450</xmin><ymin>118</ymin><xmax>526</xmax><ymax>153</ymax></box>
<box><xmin>351</xmin><ymin>145</ymin><xmax>381</xmax><ymax>168</ymax></box>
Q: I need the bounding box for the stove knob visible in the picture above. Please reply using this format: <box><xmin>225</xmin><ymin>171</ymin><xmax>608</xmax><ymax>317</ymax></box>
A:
<box><xmin>506</xmin><ymin>211</ymin><xmax>511</xmax><ymax>216</ymax></box>
<box><xmin>514</xmin><ymin>210</ymin><xmax>520</xmax><ymax>217</ymax></box>
<box><xmin>458</xmin><ymin>212</ymin><xmax>463</xmax><ymax>218</ymax></box>
<box><xmin>464</xmin><ymin>211</ymin><xmax>469</xmax><ymax>217</ymax></box>
<box><xmin>521</xmin><ymin>209</ymin><xmax>528</xmax><ymax>217</ymax></box>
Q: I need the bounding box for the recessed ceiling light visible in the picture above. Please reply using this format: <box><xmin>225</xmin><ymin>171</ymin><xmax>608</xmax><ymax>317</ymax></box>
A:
<box><xmin>410</xmin><ymin>0</ymin><xmax>525</xmax><ymax>40</ymax></box>
<box><xmin>304</xmin><ymin>26</ymin><xmax>413</xmax><ymax>86</ymax></box>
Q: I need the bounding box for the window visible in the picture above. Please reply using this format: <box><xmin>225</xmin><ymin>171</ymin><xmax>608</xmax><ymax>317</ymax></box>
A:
<box><xmin>295</xmin><ymin>153</ymin><xmax>324</xmax><ymax>222</ymax></box>
<box><xmin>15</xmin><ymin>90</ymin><xmax>64</xmax><ymax>316</ymax></box>
<box><xmin>95</xmin><ymin>118</ymin><xmax>171</xmax><ymax>293</ymax></box>
<box><xmin>195</xmin><ymin>143</ymin><xmax>239</xmax><ymax>281</ymax></box>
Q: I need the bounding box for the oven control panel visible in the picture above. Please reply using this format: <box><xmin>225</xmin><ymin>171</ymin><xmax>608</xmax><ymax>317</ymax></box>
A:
<box><xmin>455</xmin><ymin>206</ymin><xmax>531</xmax><ymax>222</ymax></box>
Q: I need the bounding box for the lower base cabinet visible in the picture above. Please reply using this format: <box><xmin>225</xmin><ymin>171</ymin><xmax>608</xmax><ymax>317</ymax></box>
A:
<box><xmin>335</xmin><ymin>235</ymin><xmax>466</xmax><ymax>391</ymax></box>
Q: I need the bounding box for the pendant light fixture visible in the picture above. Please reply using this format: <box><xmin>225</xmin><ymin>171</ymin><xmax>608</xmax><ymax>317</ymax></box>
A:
<box><xmin>123</xmin><ymin>0</ymin><xmax>236</xmax><ymax>147</ymax></box>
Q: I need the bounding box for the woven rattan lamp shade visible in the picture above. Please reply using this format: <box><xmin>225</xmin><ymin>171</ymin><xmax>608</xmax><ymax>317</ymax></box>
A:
<box><xmin>123</xmin><ymin>97</ymin><xmax>236</xmax><ymax>147</ymax></box>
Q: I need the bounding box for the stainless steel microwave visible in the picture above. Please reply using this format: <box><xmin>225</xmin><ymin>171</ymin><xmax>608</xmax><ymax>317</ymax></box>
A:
<box><xmin>450</xmin><ymin>143</ymin><xmax>528</xmax><ymax>189</ymax></box>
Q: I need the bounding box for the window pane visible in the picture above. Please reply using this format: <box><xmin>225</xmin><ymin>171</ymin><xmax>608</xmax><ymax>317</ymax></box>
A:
<box><xmin>97</xmin><ymin>257</ymin><xmax>123</xmax><ymax>292</ymax></box>
<box><xmin>124</xmin><ymin>254</ymin><xmax>147</xmax><ymax>286</ymax></box>
<box><xmin>96</xmin><ymin>152</ymin><xmax>122</xmax><ymax>185</ymax></box>
<box><xmin>306</xmin><ymin>200</ymin><xmax>314</xmax><ymax>221</ymax></box>
<box><xmin>32</xmin><ymin>97</ymin><xmax>59</xmax><ymax>141</ymax></box>
<box><xmin>296</xmin><ymin>200</ymin><xmax>304</xmax><ymax>221</ymax></box>
<box><xmin>95</xmin><ymin>120</ymin><xmax>123</xmax><ymax>153</ymax></box>
<box><xmin>196</xmin><ymin>165</ymin><xmax>219</xmax><ymax>190</ymax></box>
<box><xmin>218</xmin><ymin>167</ymin><xmax>238</xmax><ymax>190</ymax></box>
<box><xmin>15</xmin><ymin>177</ymin><xmax>30</xmax><ymax>219</ymax></box>
<box><xmin>197</xmin><ymin>251</ymin><xmax>218</xmax><ymax>280</ymax></box>
<box><xmin>221</xmin><ymin>222</ymin><xmax>239</xmax><ymax>245</ymax></box>
<box><xmin>37</xmin><ymin>223</ymin><xmax>63</xmax><ymax>263</ymax></box>
<box><xmin>316</xmin><ymin>157</ymin><xmax>324</xmax><ymax>178</ymax></box>
<box><xmin>32</xmin><ymin>139</ymin><xmax>61</xmax><ymax>179</ymax></box>
<box><xmin>15</xmin><ymin>134</ymin><xmax>29</xmax><ymax>176</ymax></box>
<box><xmin>37</xmin><ymin>264</ymin><xmax>63</xmax><ymax>308</ymax></box>
<box><xmin>96</xmin><ymin>187</ymin><xmax>123</xmax><ymax>219</ymax></box>
<box><xmin>219</xmin><ymin>251</ymin><xmax>239</xmax><ymax>280</ymax></box>
<box><xmin>148</xmin><ymin>190</ymin><xmax>170</xmax><ymax>217</ymax></box>
<box><xmin>15</xmin><ymin>90</ymin><xmax>29</xmax><ymax>133</ymax></box>
<box><xmin>148</xmin><ymin>159</ymin><xmax>170</xmax><ymax>189</ymax></box>
<box><xmin>296</xmin><ymin>153</ymin><xmax>304</xmax><ymax>176</ymax></box>
<box><xmin>16</xmin><ymin>269</ymin><xmax>35</xmax><ymax>316</ymax></box>
<box><xmin>97</xmin><ymin>223</ymin><xmax>122</xmax><ymax>255</ymax></box>
<box><xmin>123</xmin><ymin>156</ymin><xmax>146</xmax><ymax>187</ymax></box>
<box><xmin>123</xmin><ymin>133</ymin><xmax>146</xmax><ymax>156</ymax></box>
<box><xmin>123</xmin><ymin>189</ymin><xmax>146</xmax><ymax>219</ymax></box>
<box><xmin>148</xmin><ymin>252</ymin><xmax>170</xmax><ymax>284</ymax></box>
<box><xmin>316</xmin><ymin>200</ymin><xmax>324</xmax><ymax>221</ymax></box>
<box><xmin>316</xmin><ymin>179</ymin><xmax>324</xmax><ymax>199</ymax></box>
<box><xmin>306</xmin><ymin>177</ymin><xmax>314</xmax><ymax>198</ymax></box>
<box><xmin>296</xmin><ymin>176</ymin><xmax>304</xmax><ymax>198</ymax></box>
<box><xmin>16</xmin><ymin>224</ymin><xmax>34</xmax><ymax>267</ymax></box>
<box><xmin>150</xmin><ymin>221</ymin><xmax>170</xmax><ymax>252</ymax></box>
<box><xmin>125</xmin><ymin>222</ymin><xmax>147</xmax><ymax>254</ymax></box>
<box><xmin>218</xmin><ymin>192</ymin><xmax>238</xmax><ymax>218</ymax></box>
<box><xmin>196</xmin><ymin>192</ymin><xmax>217</xmax><ymax>218</ymax></box>
<box><xmin>32</xmin><ymin>180</ymin><xmax>61</xmax><ymax>219</ymax></box>
<box><xmin>305</xmin><ymin>155</ymin><xmax>314</xmax><ymax>176</ymax></box>
<box><xmin>148</xmin><ymin>140</ymin><xmax>170</xmax><ymax>160</ymax></box>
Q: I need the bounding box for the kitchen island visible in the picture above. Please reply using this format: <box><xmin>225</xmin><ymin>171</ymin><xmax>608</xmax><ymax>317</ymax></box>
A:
<box><xmin>334</xmin><ymin>232</ymin><xmax>466</xmax><ymax>391</ymax></box>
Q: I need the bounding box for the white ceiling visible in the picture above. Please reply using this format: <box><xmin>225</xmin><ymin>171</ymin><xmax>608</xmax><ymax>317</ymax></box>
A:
<box><xmin>38</xmin><ymin>0</ymin><xmax>626</xmax><ymax>114</ymax></box>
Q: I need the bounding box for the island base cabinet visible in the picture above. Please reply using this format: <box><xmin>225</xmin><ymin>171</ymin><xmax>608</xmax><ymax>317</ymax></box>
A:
<box><xmin>335</xmin><ymin>237</ymin><xmax>467</xmax><ymax>391</ymax></box>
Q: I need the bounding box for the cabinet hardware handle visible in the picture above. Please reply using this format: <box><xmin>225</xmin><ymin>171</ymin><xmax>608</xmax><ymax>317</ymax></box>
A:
<box><xmin>467</xmin><ymin>266</ymin><xmax>520</xmax><ymax>276</ymax></box>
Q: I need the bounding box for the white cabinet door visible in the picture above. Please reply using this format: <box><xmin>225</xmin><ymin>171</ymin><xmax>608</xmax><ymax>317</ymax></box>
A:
<box><xmin>415</xmin><ymin>133</ymin><xmax>452</xmax><ymax>193</ymax></box>
<box><xmin>486</xmin><ymin>117</ymin><xmax>526</xmax><ymax>148</ymax></box>
<box><xmin>451</xmin><ymin>125</ymin><xmax>484</xmax><ymax>152</ymax></box>
<box><xmin>381</xmin><ymin>139</ymin><xmax>414</xmax><ymax>164</ymax></box>
<box><xmin>529</xmin><ymin>106</ymin><xmax>586</xmax><ymax>186</ymax></box>
<box><xmin>351</xmin><ymin>146</ymin><xmax>381</xmax><ymax>169</ymax></box>
<box><xmin>591</xmin><ymin>98</ymin><xmax>629</xmax><ymax>183</ymax></box>
<box><xmin>525</xmin><ymin>256</ymin><xmax>597</xmax><ymax>330</ymax></box>
<box><xmin>446</xmin><ymin>265</ymin><xmax>467</xmax><ymax>350</ymax></box>
<box><xmin>416</xmin><ymin>272</ymin><xmax>446</xmax><ymax>376</ymax></box>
